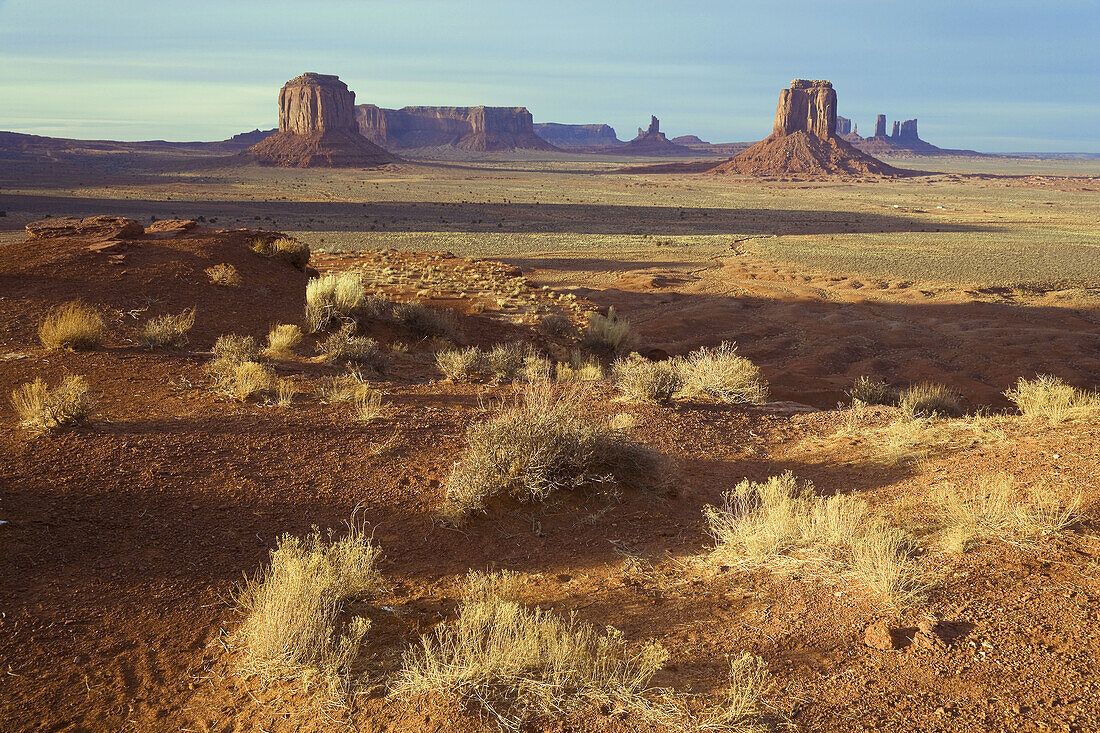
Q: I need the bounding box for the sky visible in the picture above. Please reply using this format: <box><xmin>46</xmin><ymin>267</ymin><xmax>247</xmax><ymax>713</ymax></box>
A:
<box><xmin>0</xmin><ymin>0</ymin><xmax>1097</xmax><ymax>152</ymax></box>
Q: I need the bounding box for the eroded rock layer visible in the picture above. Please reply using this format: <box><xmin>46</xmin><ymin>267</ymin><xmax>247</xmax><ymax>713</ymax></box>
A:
<box><xmin>357</xmin><ymin>105</ymin><xmax>557</xmax><ymax>151</ymax></box>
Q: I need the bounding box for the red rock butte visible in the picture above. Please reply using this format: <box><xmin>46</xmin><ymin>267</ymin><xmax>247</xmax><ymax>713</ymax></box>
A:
<box><xmin>243</xmin><ymin>73</ymin><xmax>396</xmax><ymax>168</ymax></box>
<box><xmin>711</xmin><ymin>79</ymin><xmax>902</xmax><ymax>178</ymax></box>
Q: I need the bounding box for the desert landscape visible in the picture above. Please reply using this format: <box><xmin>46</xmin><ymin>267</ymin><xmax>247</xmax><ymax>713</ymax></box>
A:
<box><xmin>2</xmin><ymin>7</ymin><xmax>1100</xmax><ymax>733</ymax></box>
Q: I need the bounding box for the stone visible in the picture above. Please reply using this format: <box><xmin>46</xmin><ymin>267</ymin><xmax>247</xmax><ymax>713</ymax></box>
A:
<box><xmin>773</xmin><ymin>79</ymin><xmax>837</xmax><ymax>139</ymax></box>
<box><xmin>26</xmin><ymin>216</ymin><xmax>144</xmax><ymax>240</ymax></box>
<box><xmin>279</xmin><ymin>72</ymin><xmax>359</xmax><ymax>135</ymax></box>
<box><xmin>874</xmin><ymin>114</ymin><xmax>887</xmax><ymax>138</ymax></box>
<box><xmin>357</xmin><ymin>105</ymin><xmax>557</xmax><ymax>151</ymax></box>
<box><xmin>864</xmin><ymin>619</ymin><xmax>901</xmax><ymax>650</ymax></box>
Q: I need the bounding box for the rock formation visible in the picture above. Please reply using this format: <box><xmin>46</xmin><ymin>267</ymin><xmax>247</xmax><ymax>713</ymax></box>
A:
<box><xmin>891</xmin><ymin>120</ymin><xmax>901</xmax><ymax>138</ymax></box>
<box><xmin>874</xmin><ymin>114</ymin><xmax>887</xmax><ymax>138</ymax></box>
<box><xmin>710</xmin><ymin>80</ymin><xmax>902</xmax><ymax>177</ymax></box>
<box><xmin>533</xmin><ymin>123</ymin><xmax>621</xmax><ymax>148</ymax></box>
<box><xmin>836</xmin><ymin>116</ymin><xmax>853</xmax><ymax>136</ymax></box>
<box><xmin>357</xmin><ymin>105</ymin><xmax>557</xmax><ymax>151</ymax></box>
<box><xmin>603</xmin><ymin>116</ymin><xmax>692</xmax><ymax>155</ymax></box>
<box><xmin>670</xmin><ymin>134</ymin><xmax>710</xmax><ymax>146</ymax></box>
<box><xmin>898</xmin><ymin>119</ymin><xmax>918</xmax><ymax>140</ymax></box>
<box><xmin>243</xmin><ymin>73</ymin><xmax>396</xmax><ymax>167</ymax></box>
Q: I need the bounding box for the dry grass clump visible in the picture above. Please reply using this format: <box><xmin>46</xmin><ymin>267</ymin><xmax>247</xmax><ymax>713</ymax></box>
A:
<box><xmin>205</xmin><ymin>262</ymin><xmax>242</xmax><ymax>287</ymax></box>
<box><xmin>899</xmin><ymin>382</ymin><xmax>964</xmax><ymax>418</ymax></box>
<box><xmin>251</xmin><ymin>236</ymin><xmax>311</xmax><ymax>269</ymax></box>
<box><xmin>207</xmin><ymin>334</ymin><xmax>260</xmax><ymax>383</ymax></box>
<box><xmin>265</xmin><ymin>324</ymin><xmax>303</xmax><ymax>357</ymax></box>
<box><xmin>442</xmin><ymin>385</ymin><xmax>667</xmax><ymax>523</ymax></box>
<box><xmin>612</xmin><ymin>355</ymin><xmax>682</xmax><ymax>405</ymax></box>
<box><xmin>38</xmin><ymin>300</ymin><xmax>107</xmax><ymax>350</ymax></box>
<box><xmin>353</xmin><ymin>388</ymin><xmax>391</xmax><ymax>421</ymax></box>
<box><xmin>436</xmin><ymin>346</ymin><xmax>482</xmax><ymax>381</ymax></box>
<box><xmin>316</xmin><ymin>327</ymin><xmax>387</xmax><ymax>372</ymax></box>
<box><xmin>556</xmin><ymin>352</ymin><xmax>604</xmax><ymax>382</ymax></box>
<box><xmin>538</xmin><ymin>313</ymin><xmax>574</xmax><ymax>338</ymax></box>
<box><xmin>320</xmin><ymin>369</ymin><xmax>370</xmax><ymax>403</ymax></box>
<box><xmin>704</xmin><ymin>473</ymin><xmax>921</xmax><ymax>604</ymax></box>
<box><xmin>1004</xmin><ymin>375</ymin><xmax>1100</xmax><ymax>423</ymax></box>
<box><xmin>484</xmin><ymin>342</ymin><xmax>536</xmax><ymax>382</ymax></box>
<box><xmin>436</xmin><ymin>343</ymin><xmax>549</xmax><ymax>383</ymax></box>
<box><xmin>11</xmin><ymin>375</ymin><xmax>94</xmax><ymax>434</ymax></box>
<box><xmin>392</xmin><ymin>301</ymin><xmax>455</xmax><ymax>338</ymax></box>
<box><xmin>847</xmin><ymin>376</ymin><xmax>894</xmax><ymax>406</ymax></box>
<box><xmin>935</xmin><ymin>474</ymin><xmax>1083</xmax><ymax>553</ymax></box>
<box><xmin>306</xmin><ymin>272</ymin><xmax>366</xmax><ymax>332</ymax></box>
<box><xmin>581</xmin><ymin>307</ymin><xmax>634</xmax><ymax>355</ymax></box>
<box><xmin>276</xmin><ymin>378</ymin><xmax>296</xmax><ymax>407</ymax></box>
<box><xmin>678</xmin><ymin>343</ymin><xmax>768</xmax><ymax>405</ymax></box>
<box><xmin>236</xmin><ymin>526</ymin><xmax>383</xmax><ymax>696</ymax></box>
<box><xmin>396</xmin><ymin>570</ymin><xmax>668</xmax><ymax>731</ymax></box>
<box><xmin>137</xmin><ymin>308</ymin><xmax>195</xmax><ymax>349</ymax></box>
<box><xmin>228</xmin><ymin>361</ymin><xmax>279</xmax><ymax>401</ymax></box>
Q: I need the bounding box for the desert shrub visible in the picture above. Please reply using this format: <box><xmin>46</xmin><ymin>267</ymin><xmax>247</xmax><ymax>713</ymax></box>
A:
<box><xmin>38</xmin><ymin>300</ymin><xmax>107</xmax><ymax>350</ymax></box>
<box><xmin>538</xmin><ymin>313</ymin><xmax>574</xmax><ymax>338</ymax></box>
<box><xmin>436</xmin><ymin>346</ymin><xmax>483</xmax><ymax>381</ymax></box>
<box><xmin>522</xmin><ymin>353</ymin><xmax>553</xmax><ymax>383</ymax></box>
<box><xmin>678</xmin><ymin>343</ymin><xmax>768</xmax><ymax>405</ymax></box>
<box><xmin>251</xmin><ymin>236</ymin><xmax>311</xmax><ymax>269</ymax></box>
<box><xmin>704</xmin><ymin>472</ymin><xmax>921</xmax><ymax>603</ymax></box>
<box><xmin>205</xmin><ymin>263</ymin><xmax>242</xmax><ymax>287</ymax></box>
<box><xmin>316</xmin><ymin>327</ymin><xmax>387</xmax><ymax>373</ymax></box>
<box><xmin>612</xmin><ymin>354</ymin><xmax>683</xmax><ymax>405</ymax></box>
<box><xmin>442</xmin><ymin>385</ymin><xmax>668</xmax><ymax>523</ymax></box>
<box><xmin>10</xmin><ymin>375</ymin><xmax>94</xmax><ymax>434</ymax></box>
<box><xmin>137</xmin><ymin>308</ymin><xmax>195</xmax><ymax>349</ymax></box>
<box><xmin>228</xmin><ymin>361</ymin><xmax>278</xmax><ymax>401</ymax></box>
<box><xmin>899</xmin><ymin>382</ymin><xmax>963</xmax><ymax>418</ymax></box>
<box><xmin>935</xmin><ymin>474</ymin><xmax>1082</xmax><ymax>553</ymax></box>
<box><xmin>207</xmin><ymin>334</ymin><xmax>260</xmax><ymax>384</ymax></box>
<box><xmin>265</xmin><ymin>324</ymin><xmax>302</xmax><ymax>357</ymax></box>
<box><xmin>581</xmin><ymin>307</ymin><xmax>634</xmax><ymax>355</ymax></box>
<box><xmin>847</xmin><ymin>376</ymin><xmax>894</xmax><ymax>406</ymax></box>
<box><xmin>392</xmin><ymin>301</ymin><xmax>455</xmax><ymax>338</ymax></box>
<box><xmin>484</xmin><ymin>342</ymin><xmax>535</xmax><ymax>381</ymax></box>
<box><xmin>276</xmin><ymin>379</ymin><xmax>296</xmax><ymax>407</ymax></box>
<box><xmin>236</xmin><ymin>526</ymin><xmax>383</xmax><ymax>696</ymax></box>
<box><xmin>306</xmin><ymin>272</ymin><xmax>365</xmax><ymax>332</ymax></box>
<box><xmin>1004</xmin><ymin>374</ymin><xmax>1100</xmax><ymax>423</ymax></box>
<box><xmin>396</xmin><ymin>570</ymin><xmax>668</xmax><ymax>731</ymax></box>
<box><xmin>320</xmin><ymin>369</ymin><xmax>370</xmax><ymax>404</ymax></box>
<box><xmin>353</xmin><ymin>388</ymin><xmax>390</xmax><ymax>421</ymax></box>
<box><xmin>556</xmin><ymin>351</ymin><xmax>604</xmax><ymax>382</ymax></box>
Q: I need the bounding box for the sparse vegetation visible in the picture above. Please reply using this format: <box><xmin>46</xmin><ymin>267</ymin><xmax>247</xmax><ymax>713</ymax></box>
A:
<box><xmin>612</xmin><ymin>354</ymin><xmax>682</xmax><ymax>405</ymax></box>
<box><xmin>316</xmin><ymin>327</ymin><xmax>387</xmax><ymax>372</ymax></box>
<box><xmin>276</xmin><ymin>378</ymin><xmax>296</xmax><ymax>407</ymax></box>
<box><xmin>353</xmin><ymin>388</ymin><xmax>390</xmax><ymax>421</ymax></box>
<box><xmin>1004</xmin><ymin>374</ymin><xmax>1100</xmax><ymax>423</ymax></box>
<box><xmin>392</xmin><ymin>301</ymin><xmax>455</xmax><ymax>338</ymax></box>
<box><xmin>264</xmin><ymin>324</ymin><xmax>302</xmax><ymax>357</ymax></box>
<box><xmin>847</xmin><ymin>376</ymin><xmax>894</xmax><ymax>406</ymax></box>
<box><xmin>678</xmin><ymin>343</ymin><xmax>768</xmax><ymax>405</ymax></box>
<box><xmin>899</xmin><ymin>382</ymin><xmax>964</xmax><ymax>418</ymax></box>
<box><xmin>10</xmin><ymin>375</ymin><xmax>94</xmax><ymax>434</ymax></box>
<box><xmin>137</xmin><ymin>308</ymin><xmax>195</xmax><ymax>349</ymax></box>
<box><xmin>38</xmin><ymin>300</ymin><xmax>107</xmax><ymax>350</ymax></box>
<box><xmin>436</xmin><ymin>346</ymin><xmax>482</xmax><ymax>381</ymax></box>
<box><xmin>319</xmin><ymin>369</ymin><xmax>370</xmax><ymax>403</ymax></box>
<box><xmin>435</xmin><ymin>343</ymin><xmax>548</xmax><ymax>383</ymax></box>
<box><xmin>442</xmin><ymin>385</ymin><xmax>667</xmax><ymax>523</ymax></box>
<box><xmin>935</xmin><ymin>474</ymin><xmax>1083</xmax><ymax>552</ymax></box>
<box><xmin>538</xmin><ymin>313</ymin><xmax>574</xmax><ymax>338</ymax></box>
<box><xmin>306</xmin><ymin>272</ymin><xmax>366</xmax><ymax>332</ymax></box>
<box><xmin>556</xmin><ymin>351</ymin><xmax>604</xmax><ymax>382</ymax></box>
<box><xmin>581</xmin><ymin>307</ymin><xmax>634</xmax><ymax>355</ymax></box>
<box><xmin>205</xmin><ymin>263</ymin><xmax>242</xmax><ymax>287</ymax></box>
<box><xmin>207</xmin><ymin>334</ymin><xmax>260</xmax><ymax>384</ymax></box>
<box><xmin>396</xmin><ymin>570</ymin><xmax>669</xmax><ymax>731</ymax></box>
<box><xmin>236</xmin><ymin>526</ymin><xmax>383</xmax><ymax>696</ymax></box>
<box><xmin>251</xmin><ymin>236</ymin><xmax>311</xmax><ymax>269</ymax></box>
<box><xmin>228</xmin><ymin>361</ymin><xmax>279</xmax><ymax>401</ymax></box>
<box><xmin>705</xmin><ymin>472</ymin><xmax>921</xmax><ymax>603</ymax></box>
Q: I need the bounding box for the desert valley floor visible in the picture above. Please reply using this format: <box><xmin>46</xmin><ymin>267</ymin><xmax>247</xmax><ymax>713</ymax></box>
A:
<box><xmin>1</xmin><ymin>150</ymin><xmax>1099</xmax><ymax>732</ymax></box>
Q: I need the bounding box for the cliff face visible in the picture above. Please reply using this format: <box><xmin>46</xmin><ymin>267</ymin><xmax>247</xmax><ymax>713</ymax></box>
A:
<box><xmin>278</xmin><ymin>73</ymin><xmax>360</xmax><ymax>134</ymax></box>
<box><xmin>772</xmin><ymin>79</ymin><xmax>837</xmax><ymax>139</ymax></box>
<box><xmin>613</xmin><ymin>116</ymin><xmax>692</xmax><ymax>155</ymax></box>
<box><xmin>356</xmin><ymin>105</ymin><xmax>557</xmax><ymax>151</ymax></box>
<box><xmin>533</xmin><ymin>123</ymin><xmax>621</xmax><ymax>147</ymax></box>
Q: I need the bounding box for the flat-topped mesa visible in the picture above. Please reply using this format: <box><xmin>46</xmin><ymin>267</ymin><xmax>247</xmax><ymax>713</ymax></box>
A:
<box><xmin>279</xmin><ymin>73</ymin><xmax>359</xmax><ymax>134</ymax></box>
<box><xmin>836</xmin><ymin>115</ymin><xmax>853</xmax><ymax>136</ymax></box>
<box><xmin>772</xmin><ymin>79</ymin><xmax>836</xmax><ymax>139</ymax></box>
<box><xmin>356</xmin><ymin>105</ymin><xmax>556</xmax><ymax>151</ymax></box>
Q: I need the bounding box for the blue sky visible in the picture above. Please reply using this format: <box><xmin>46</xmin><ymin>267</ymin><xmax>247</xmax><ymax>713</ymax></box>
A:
<box><xmin>1</xmin><ymin>0</ymin><xmax>1097</xmax><ymax>152</ymax></box>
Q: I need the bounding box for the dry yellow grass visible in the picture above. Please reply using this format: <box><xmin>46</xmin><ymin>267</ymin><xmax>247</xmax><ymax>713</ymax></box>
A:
<box><xmin>612</xmin><ymin>354</ymin><xmax>682</xmax><ymax>405</ymax></box>
<box><xmin>236</xmin><ymin>526</ymin><xmax>383</xmax><ymax>697</ymax></box>
<box><xmin>1004</xmin><ymin>375</ymin><xmax>1100</xmax><ymax>423</ymax></box>
<box><xmin>228</xmin><ymin>361</ymin><xmax>278</xmax><ymax>401</ymax></box>
<box><xmin>935</xmin><ymin>474</ymin><xmax>1083</xmax><ymax>552</ymax></box>
<box><xmin>264</xmin><ymin>324</ymin><xmax>303</xmax><ymax>357</ymax></box>
<box><xmin>442</xmin><ymin>385</ymin><xmax>667</xmax><ymax>523</ymax></box>
<box><xmin>899</xmin><ymin>382</ymin><xmax>964</xmax><ymax>418</ymax></box>
<box><xmin>276</xmin><ymin>378</ymin><xmax>296</xmax><ymax>407</ymax></box>
<box><xmin>556</xmin><ymin>352</ymin><xmax>604</xmax><ymax>382</ymax></box>
<box><xmin>392</xmin><ymin>301</ymin><xmax>455</xmax><ymax>338</ymax></box>
<box><xmin>316</xmin><ymin>328</ymin><xmax>387</xmax><ymax>372</ymax></box>
<box><xmin>396</xmin><ymin>570</ymin><xmax>669</xmax><ymax>731</ymax></box>
<box><xmin>677</xmin><ymin>343</ymin><xmax>768</xmax><ymax>405</ymax></box>
<box><xmin>846</xmin><ymin>376</ymin><xmax>894</xmax><ymax>406</ymax></box>
<box><xmin>137</xmin><ymin>308</ymin><xmax>195</xmax><ymax>349</ymax></box>
<box><xmin>205</xmin><ymin>262</ymin><xmax>242</xmax><ymax>287</ymax></box>
<box><xmin>38</xmin><ymin>300</ymin><xmax>107</xmax><ymax>350</ymax></box>
<box><xmin>581</xmin><ymin>307</ymin><xmax>634</xmax><ymax>355</ymax></box>
<box><xmin>10</xmin><ymin>375</ymin><xmax>94</xmax><ymax>434</ymax></box>
<box><xmin>704</xmin><ymin>473</ymin><xmax>922</xmax><ymax>604</ymax></box>
<box><xmin>353</xmin><ymin>388</ymin><xmax>390</xmax><ymax>421</ymax></box>
<box><xmin>305</xmin><ymin>272</ymin><xmax>366</xmax><ymax>332</ymax></box>
<box><xmin>252</xmin><ymin>236</ymin><xmax>311</xmax><ymax>269</ymax></box>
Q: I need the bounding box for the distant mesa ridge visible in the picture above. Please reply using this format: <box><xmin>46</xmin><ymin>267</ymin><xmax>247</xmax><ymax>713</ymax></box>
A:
<box><xmin>533</xmin><ymin>123</ymin><xmax>621</xmax><ymax>147</ymax></box>
<box><xmin>242</xmin><ymin>72</ymin><xmax>396</xmax><ymax>168</ymax></box>
<box><xmin>357</xmin><ymin>105</ymin><xmax>558</xmax><ymax>151</ymax></box>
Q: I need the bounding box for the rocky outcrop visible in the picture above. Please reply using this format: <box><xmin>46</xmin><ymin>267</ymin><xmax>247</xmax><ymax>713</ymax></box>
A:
<box><xmin>670</xmin><ymin>134</ymin><xmax>710</xmax><ymax>145</ymax></box>
<box><xmin>891</xmin><ymin>120</ymin><xmax>901</xmax><ymax>138</ymax></box>
<box><xmin>26</xmin><ymin>216</ymin><xmax>144</xmax><ymax>240</ymax></box>
<box><xmin>772</xmin><ymin>79</ymin><xmax>836</xmax><ymax>139</ymax></box>
<box><xmin>357</xmin><ymin>105</ymin><xmax>557</xmax><ymax>151</ymax></box>
<box><xmin>228</xmin><ymin>128</ymin><xmax>275</xmax><ymax>147</ymax></box>
<box><xmin>898</xmin><ymin>119</ymin><xmax>918</xmax><ymax>140</ymax></box>
<box><xmin>710</xmin><ymin>80</ymin><xmax>902</xmax><ymax>178</ymax></box>
<box><xmin>874</xmin><ymin>114</ymin><xmax>887</xmax><ymax>138</ymax></box>
<box><xmin>609</xmin><ymin>116</ymin><xmax>692</xmax><ymax>155</ymax></box>
<box><xmin>836</xmin><ymin>116</ymin><xmax>854</xmax><ymax>136</ymax></box>
<box><xmin>243</xmin><ymin>73</ymin><xmax>396</xmax><ymax>167</ymax></box>
<box><xmin>533</xmin><ymin>123</ymin><xmax>621</xmax><ymax>147</ymax></box>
